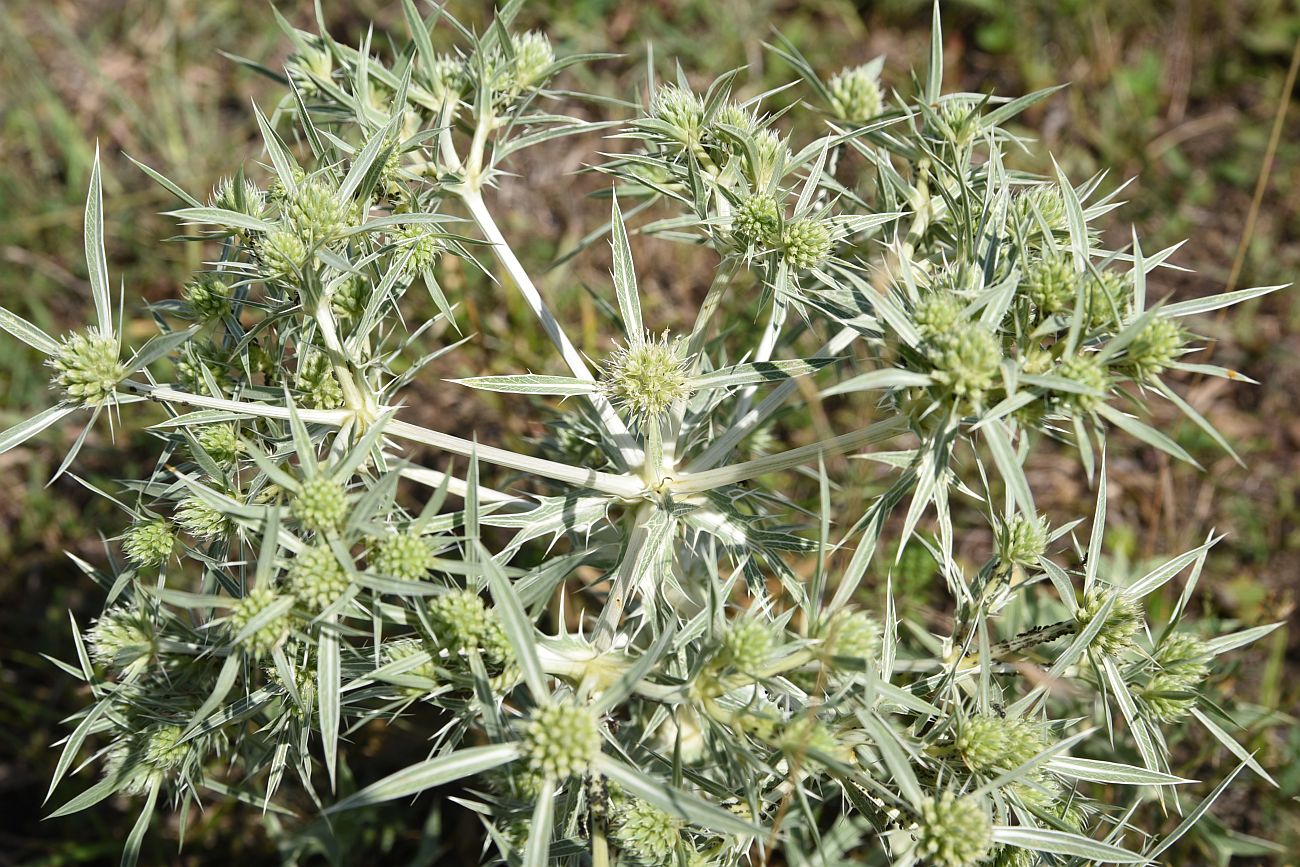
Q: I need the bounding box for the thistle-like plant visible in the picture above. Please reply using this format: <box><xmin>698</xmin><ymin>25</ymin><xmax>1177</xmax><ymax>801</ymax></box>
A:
<box><xmin>1</xmin><ymin>4</ymin><xmax>1287</xmax><ymax>866</ymax></box>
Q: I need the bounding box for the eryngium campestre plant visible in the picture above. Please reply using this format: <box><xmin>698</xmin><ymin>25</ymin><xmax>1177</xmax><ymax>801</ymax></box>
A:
<box><xmin>1</xmin><ymin>4</ymin><xmax>1285</xmax><ymax>865</ymax></box>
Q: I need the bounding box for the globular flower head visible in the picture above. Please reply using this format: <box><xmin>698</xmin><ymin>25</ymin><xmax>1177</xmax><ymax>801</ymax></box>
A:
<box><xmin>123</xmin><ymin>518</ymin><xmax>175</xmax><ymax>568</ymax></box>
<box><xmin>394</xmin><ymin>223</ymin><xmax>443</xmax><ymax>273</ymax></box>
<box><xmin>916</xmin><ymin>790</ymin><xmax>993</xmax><ymax>867</ymax></box>
<box><xmin>914</xmin><ymin>292</ymin><xmax>965</xmax><ymax>340</ymax></box>
<box><xmin>720</xmin><ymin>619</ymin><xmax>774</xmax><ymax>675</ymax></box>
<box><xmin>288</xmin><ymin>42</ymin><xmax>333</xmax><ymax>94</ymax></box>
<box><xmin>522</xmin><ymin>701</ymin><xmax>601</xmax><ymax>778</ymax></box>
<box><xmin>1125</xmin><ymin>316</ymin><xmax>1185</xmax><ymax>382</ymax></box>
<box><xmin>1140</xmin><ymin>671</ymin><xmax>1199</xmax><ymax>723</ymax></box>
<box><xmin>652</xmin><ymin>85</ymin><xmax>707</xmax><ymax>150</ymax></box>
<box><xmin>732</xmin><ymin>192</ymin><xmax>781</xmax><ymax>248</ymax></box>
<box><xmin>182</xmin><ymin>275</ymin><xmax>231</xmax><ymax>322</ymax></box>
<box><xmin>1013</xmin><ymin>185</ymin><xmax>1067</xmax><ymax>234</ymax></box>
<box><xmin>88</xmin><ymin>607</ymin><xmax>154</xmax><ymax>671</ymax></box>
<box><xmin>256</xmin><ymin>227</ymin><xmax>308</xmax><ymax>277</ymax></box>
<box><xmin>1022</xmin><ymin>253</ymin><xmax>1076</xmax><ymax>315</ymax></box>
<box><xmin>427</xmin><ymin>54</ymin><xmax>464</xmax><ymax>103</ymax></box>
<box><xmin>330</xmin><ymin>275</ymin><xmax>367</xmax><ymax>325</ymax></box>
<box><xmin>600</xmin><ymin>332</ymin><xmax>693</xmax><ymax>425</ymax></box>
<box><xmin>196</xmin><ymin>423</ymin><xmax>241</xmax><ymax>463</ymax></box>
<box><xmin>142</xmin><ymin>724</ymin><xmax>191</xmax><ymax>771</ymax></box>
<box><xmin>509</xmin><ymin>31</ymin><xmax>554</xmax><ymax>90</ymax></box>
<box><xmin>427</xmin><ymin>589</ymin><xmax>512</xmax><ymax>663</ymax></box>
<box><xmin>296</xmin><ymin>350</ymin><xmax>344</xmax><ymax>410</ymax></box>
<box><xmin>827</xmin><ymin>64</ymin><xmax>883</xmax><ymax>122</ymax></box>
<box><xmin>927</xmin><ymin>327</ymin><xmax>1002</xmax><ymax>406</ymax></box>
<box><xmin>954</xmin><ymin>715</ymin><xmax>1012</xmax><ymax>773</ymax></box>
<box><xmin>175</xmin><ymin>495</ymin><xmax>231</xmax><ymax>541</ymax></box>
<box><xmin>284</xmin><ymin>179</ymin><xmax>359</xmax><ymax>242</ymax></box>
<box><xmin>369</xmin><ymin>530</ymin><xmax>434</xmax><ymax>581</ymax></box>
<box><xmin>994</xmin><ymin>845</ymin><xmax>1040</xmax><ymax>867</ymax></box>
<box><xmin>383</xmin><ymin>637</ymin><xmax>440</xmax><ymax>698</ymax></box>
<box><xmin>50</xmin><ymin>331</ymin><xmax>124</xmax><ymax>406</ymax></box>
<box><xmin>211</xmin><ymin>175</ymin><xmax>264</xmax><ymax>218</ymax></box>
<box><xmin>1076</xmin><ymin>587</ymin><xmax>1143</xmax><ymax>657</ymax></box>
<box><xmin>613</xmin><ymin>799</ymin><xmax>682</xmax><ymax>865</ymax></box>
<box><xmin>746</xmin><ymin>128</ymin><xmax>788</xmax><ymax>188</ymax></box>
<box><xmin>779</xmin><ymin>716</ymin><xmax>846</xmax><ymax>766</ymax></box>
<box><xmin>1157</xmin><ymin>632</ymin><xmax>1210</xmax><ymax>682</ymax></box>
<box><xmin>997</xmin><ymin>515</ymin><xmax>1049</xmax><ymax>567</ymax></box>
<box><xmin>288</xmin><ymin>545</ymin><xmax>350</xmax><ymax>612</ymax></box>
<box><xmin>228</xmin><ymin>585</ymin><xmax>295</xmax><ymax>656</ymax></box>
<box><xmin>293</xmin><ymin>475</ymin><xmax>349</xmax><ymax>534</ymax></box>
<box><xmin>956</xmin><ymin>714</ymin><xmax>1047</xmax><ymax>773</ymax></box>
<box><xmin>821</xmin><ymin>609</ymin><xmax>881</xmax><ymax>664</ymax></box>
<box><xmin>781</xmin><ymin>218</ymin><xmax>833</xmax><ymax>270</ymax></box>
<box><xmin>1055</xmin><ymin>353</ymin><xmax>1109</xmax><ymax>413</ymax></box>
<box><xmin>1084</xmin><ymin>270</ymin><xmax>1132</xmax><ymax>330</ymax></box>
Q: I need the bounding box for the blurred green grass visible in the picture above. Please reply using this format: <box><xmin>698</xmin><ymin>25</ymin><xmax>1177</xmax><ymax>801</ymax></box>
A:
<box><xmin>2</xmin><ymin>0</ymin><xmax>1299</xmax><ymax>863</ymax></box>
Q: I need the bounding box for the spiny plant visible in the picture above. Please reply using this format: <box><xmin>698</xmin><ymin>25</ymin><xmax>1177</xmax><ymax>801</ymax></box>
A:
<box><xmin>0</xmin><ymin>2</ymin><xmax>1287</xmax><ymax>865</ymax></box>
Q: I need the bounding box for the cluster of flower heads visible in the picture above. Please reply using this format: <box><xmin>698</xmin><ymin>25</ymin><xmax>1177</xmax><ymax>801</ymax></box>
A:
<box><xmin>0</xmin><ymin>5</ymin><xmax>1282</xmax><ymax>867</ymax></box>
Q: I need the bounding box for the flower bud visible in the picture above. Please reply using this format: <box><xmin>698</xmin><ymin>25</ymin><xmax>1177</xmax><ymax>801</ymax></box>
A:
<box><xmin>1157</xmin><ymin>632</ymin><xmax>1209</xmax><ymax>682</ymax></box>
<box><xmin>295</xmin><ymin>350</ymin><xmax>344</xmax><ymax>410</ymax></box>
<box><xmin>88</xmin><ymin>607</ymin><xmax>154</xmax><ymax>671</ymax></box>
<box><xmin>927</xmin><ymin>327</ymin><xmax>1002</xmax><ymax>406</ymax></box>
<box><xmin>1124</xmin><ymin>316</ymin><xmax>1185</xmax><ymax>381</ymax></box>
<box><xmin>196</xmin><ymin>423</ymin><xmax>241</xmax><ymax>464</ymax></box>
<box><xmin>1054</xmin><ymin>353</ymin><xmax>1109</xmax><ymax>413</ymax></box>
<box><xmin>652</xmin><ymin>85</ymin><xmax>707</xmax><ymax>152</ymax></box>
<box><xmin>427</xmin><ymin>589</ymin><xmax>512</xmax><ymax>664</ymax></box>
<box><xmin>175</xmin><ymin>495</ymin><xmax>232</xmax><ymax>541</ymax></box>
<box><xmin>821</xmin><ymin>609</ymin><xmax>881</xmax><ymax>664</ymax></box>
<box><xmin>257</xmin><ymin>227</ymin><xmax>308</xmax><ymax>277</ymax></box>
<box><xmin>720</xmin><ymin>619</ymin><xmax>774</xmax><ymax>675</ymax></box>
<box><xmin>914</xmin><ymin>292</ymin><xmax>964</xmax><ymax>340</ymax></box>
<box><xmin>1140</xmin><ymin>672</ymin><xmax>1199</xmax><ymax>723</ymax></box>
<box><xmin>284</xmin><ymin>179</ymin><xmax>359</xmax><ymax>243</ymax></box>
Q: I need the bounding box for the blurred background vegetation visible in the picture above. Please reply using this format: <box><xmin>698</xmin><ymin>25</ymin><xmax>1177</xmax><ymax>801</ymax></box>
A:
<box><xmin>2</xmin><ymin>0</ymin><xmax>1299</xmax><ymax>864</ymax></box>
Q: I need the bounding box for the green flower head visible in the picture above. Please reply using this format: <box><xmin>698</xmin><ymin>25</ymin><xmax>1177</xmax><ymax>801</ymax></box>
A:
<box><xmin>1125</xmin><ymin>316</ymin><xmax>1185</xmax><ymax>381</ymax></box>
<box><xmin>927</xmin><ymin>327</ymin><xmax>1002</xmax><ymax>406</ymax></box>
<box><xmin>781</xmin><ymin>218</ymin><xmax>833</xmax><ymax>270</ymax></box>
<box><xmin>997</xmin><ymin>515</ymin><xmax>1049</xmax><ymax>567</ymax></box>
<box><xmin>732</xmin><ymin>192</ymin><xmax>782</xmax><ymax>248</ymax></box>
<box><xmin>123</xmin><ymin>518</ymin><xmax>175</xmax><ymax>568</ymax></box>
<box><xmin>287</xmin><ymin>545</ymin><xmax>350</xmax><ymax>612</ymax></box>
<box><xmin>916</xmin><ymin>790</ymin><xmax>993</xmax><ymax>867</ymax></box>
<box><xmin>522</xmin><ymin>701</ymin><xmax>601</xmax><ymax>778</ymax></box>
<box><xmin>228</xmin><ymin>584</ymin><xmax>295</xmax><ymax>656</ymax></box>
<box><xmin>369</xmin><ymin>530</ymin><xmax>434</xmax><ymax>581</ymax></box>
<box><xmin>1022</xmin><ymin>253</ymin><xmax>1076</xmax><ymax>315</ymax></box>
<box><xmin>293</xmin><ymin>475</ymin><xmax>349</xmax><ymax>534</ymax></box>
<box><xmin>600</xmin><ymin>332</ymin><xmax>693</xmax><ymax>425</ymax></box>
<box><xmin>1055</xmin><ymin>353</ymin><xmax>1109</xmax><ymax>413</ymax></box>
<box><xmin>50</xmin><ymin>331</ymin><xmax>124</xmax><ymax>406</ymax></box>
<box><xmin>827</xmin><ymin>64</ymin><xmax>883</xmax><ymax>122</ymax></box>
<box><xmin>720</xmin><ymin>618</ymin><xmax>775</xmax><ymax>675</ymax></box>
<box><xmin>284</xmin><ymin>179</ymin><xmax>359</xmax><ymax>242</ymax></box>
<box><xmin>88</xmin><ymin>607</ymin><xmax>155</xmax><ymax>671</ymax></box>
<box><xmin>1076</xmin><ymin>587</ymin><xmax>1143</xmax><ymax>657</ymax></box>
<box><xmin>182</xmin><ymin>275</ymin><xmax>231</xmax><ymax>322</ymax></box>
<box><xmin>613</xmin><ymin>799</ymin><xmax>682</xmax><ymax>865</ymax></box>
